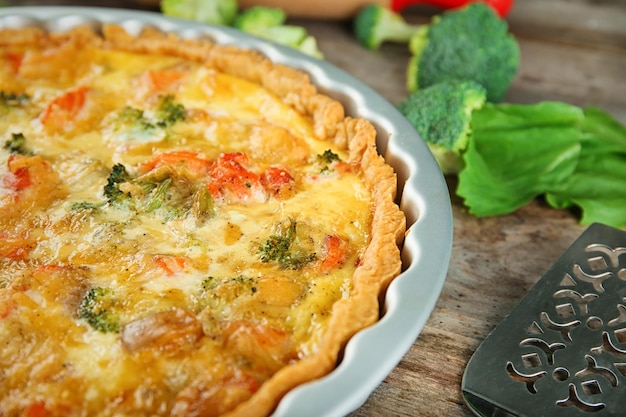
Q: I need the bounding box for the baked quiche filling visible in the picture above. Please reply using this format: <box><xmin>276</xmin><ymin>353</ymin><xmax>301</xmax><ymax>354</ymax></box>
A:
<box><xmin>0</xmin><ymin>25</ymin><xmax>405</xmax><ymax>417</ymax></box>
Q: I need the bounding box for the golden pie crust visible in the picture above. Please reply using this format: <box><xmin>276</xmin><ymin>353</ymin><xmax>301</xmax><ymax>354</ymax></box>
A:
<box><xmin>0</xmin><ymin>24</ymin><xmax>406</xmax><ymax>417</ymax></box>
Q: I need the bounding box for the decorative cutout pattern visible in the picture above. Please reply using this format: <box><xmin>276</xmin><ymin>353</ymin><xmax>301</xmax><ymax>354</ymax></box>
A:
<box><xmin>506</xmin><ymin>243</ymin><xmax>626</xmax><ymax>413</ymax></box>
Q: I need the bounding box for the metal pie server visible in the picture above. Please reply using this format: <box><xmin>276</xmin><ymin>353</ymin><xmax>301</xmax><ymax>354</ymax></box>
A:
<box><xmin>462</xmin><ymin>223</ymin><xmax>626</xmax><ymax>417</ymax></box>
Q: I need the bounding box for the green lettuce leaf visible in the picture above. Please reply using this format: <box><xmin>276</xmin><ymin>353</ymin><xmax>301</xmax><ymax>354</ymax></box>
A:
<box><xmin>457</xmin><ymin>102</ymin><xmax>585</xmax><ymax>216</ymax></box>
<box><xmin>545</xmin><ymin>107</ymin><xmax>626</xmax><ymax>228</ymax></box>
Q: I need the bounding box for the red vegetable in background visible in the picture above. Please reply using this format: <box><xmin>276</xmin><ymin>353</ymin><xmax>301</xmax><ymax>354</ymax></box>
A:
<box><xmin>236</xmin><ymin>0</ymin><xmax>514</xmax><ymax>19</ymax></box>
<box><xmin>391</xmin><ymin>0</ymin><xmax>514</xmax><ymax>17</ymax></box>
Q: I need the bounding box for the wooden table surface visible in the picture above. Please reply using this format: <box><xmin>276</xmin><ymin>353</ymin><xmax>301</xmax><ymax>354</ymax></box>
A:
<box><xmin>5</xmin><ymin>0</ymin><xmax>625</xmax><ymax>416</ymax></box>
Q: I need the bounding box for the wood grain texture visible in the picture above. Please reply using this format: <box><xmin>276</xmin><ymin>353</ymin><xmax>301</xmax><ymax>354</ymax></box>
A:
<box><xmin>3</xmin><ymin>1</ymin><xmax>625</xmax><ymax>416</ymax></box>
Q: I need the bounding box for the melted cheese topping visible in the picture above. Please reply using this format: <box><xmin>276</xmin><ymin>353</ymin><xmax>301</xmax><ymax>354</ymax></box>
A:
<box><xmin>0</xmin><ymin>28</ymin><xmax>383</xmax><ymax>417</ymax></box>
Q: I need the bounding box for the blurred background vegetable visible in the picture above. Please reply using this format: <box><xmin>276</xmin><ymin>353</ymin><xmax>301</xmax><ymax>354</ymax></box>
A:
<box><xmin>353</xmin><ymin>4</ymin><xmax>420</xmax><ymax>50</ymax></box>
<box><xmin>160</xmin><ymin>0</ymin><xmax>323</xmax><ymax>57</ymax></box>
<box><xmin>236</xmin><ymin>0</ymin><xmax>514</xmax><ymax>19</ymax></box>
<box><xmin>161</xmin><ymin>0</ymin><xmax>238</xmax><ymax>25</ymax></box>
<box><xmin>233</xmin><ymin>6</ymin><xmax>324</xmax><ymax>58</ymax></box>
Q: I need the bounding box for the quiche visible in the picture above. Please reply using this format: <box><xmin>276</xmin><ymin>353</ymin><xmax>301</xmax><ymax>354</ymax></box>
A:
<box><xmin>0</xmin><ymin>23</ymin><xmax>406</xmax><ymax>417</ymax></box>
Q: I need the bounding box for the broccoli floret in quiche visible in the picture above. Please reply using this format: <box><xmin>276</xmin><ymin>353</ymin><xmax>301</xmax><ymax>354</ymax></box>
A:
<box><xmin>155</xmin><ymin>95</ymin><xmax>186</xmax><ymax>127</ymax></box>
<box><xmin>113</xmin><ymin>95</ymin><xmax>186</xmax><ymax>140</ymax></box>
<box><xmin>316</xmin><ymin>149</ymin><xmax>341</xmax><ymax>173</ymax></box>
<box><xmin>0</xmin><ymin>91</ymin><xmax>30</xmax><ymax>108</ymax></box>
<box><xmin>3</xmin><ymin>132</ymin><xmax>32</xmax><ymax>155</ymax></box>
<box><xmin>259</xmin><ymin>218</ymin><xmax>317</xmax><ymax>270</ymax></box>
<box><xmin>102</xmin><ymin>161</ymin><xmax>215</xmax><ymax>223</ymax></box>
<box><xmin>104</xmin><ymin>163</ymin><xmax>132</xmax><ymax>205</ymax></box>
<box><xmin>317</xmin><ymin>149</ymin><xmax>340</xmax><ymax>165</ymax></box>
<box><xmin>79</xmin><ymin>287</ymin><xmax>121</xmax><ymax>333</ymax></box>
<box><xmin>136</xmin><ymin>167</ymin><xmax>215</xmax><ymax>221</ymax></box>
<box><xmin>71</xmin><ymin>201</ymin><xmax>102</xmax><ymax>211</ymax></box>
<box><xmin>117</xmin><ymin>106</ymin><xmax>156</xmax><ymax>130</ymax></box>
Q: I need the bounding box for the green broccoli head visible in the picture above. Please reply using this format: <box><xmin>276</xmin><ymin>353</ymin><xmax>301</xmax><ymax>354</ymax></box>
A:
<box><xmin>79</xmin><ymin>287</ymin><xmax>121</xmax><ymax>333</ymax></box>
<box><xmin>353</xmin><ymin>4</ymin><xmax>419</xmax><ymax>50</ymax></box>
<box><xmin>234</xmin><ymin>6</ymin><xmax>324</xmax><ymax>59</ymax></box>
<box><xmin>160</xmin><ymin>0</ymin><xmax>238</xmax><ymax>26</ymax></box>
<box><xmin>398</xmin><ymin>79</ymin><xmax>487</xmax><ymax>174</ymax></box>
<box><xmin>407</xmin><ymin>3</ymin><xmax>519</xmax><ymax>103</ymax></box>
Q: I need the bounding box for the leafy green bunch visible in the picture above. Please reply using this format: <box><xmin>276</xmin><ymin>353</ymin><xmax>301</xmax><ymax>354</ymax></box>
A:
<box><xmin>398</xmin><ymin>80</ymin><xmax>626</xmax><ymax>229</ymax></box>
